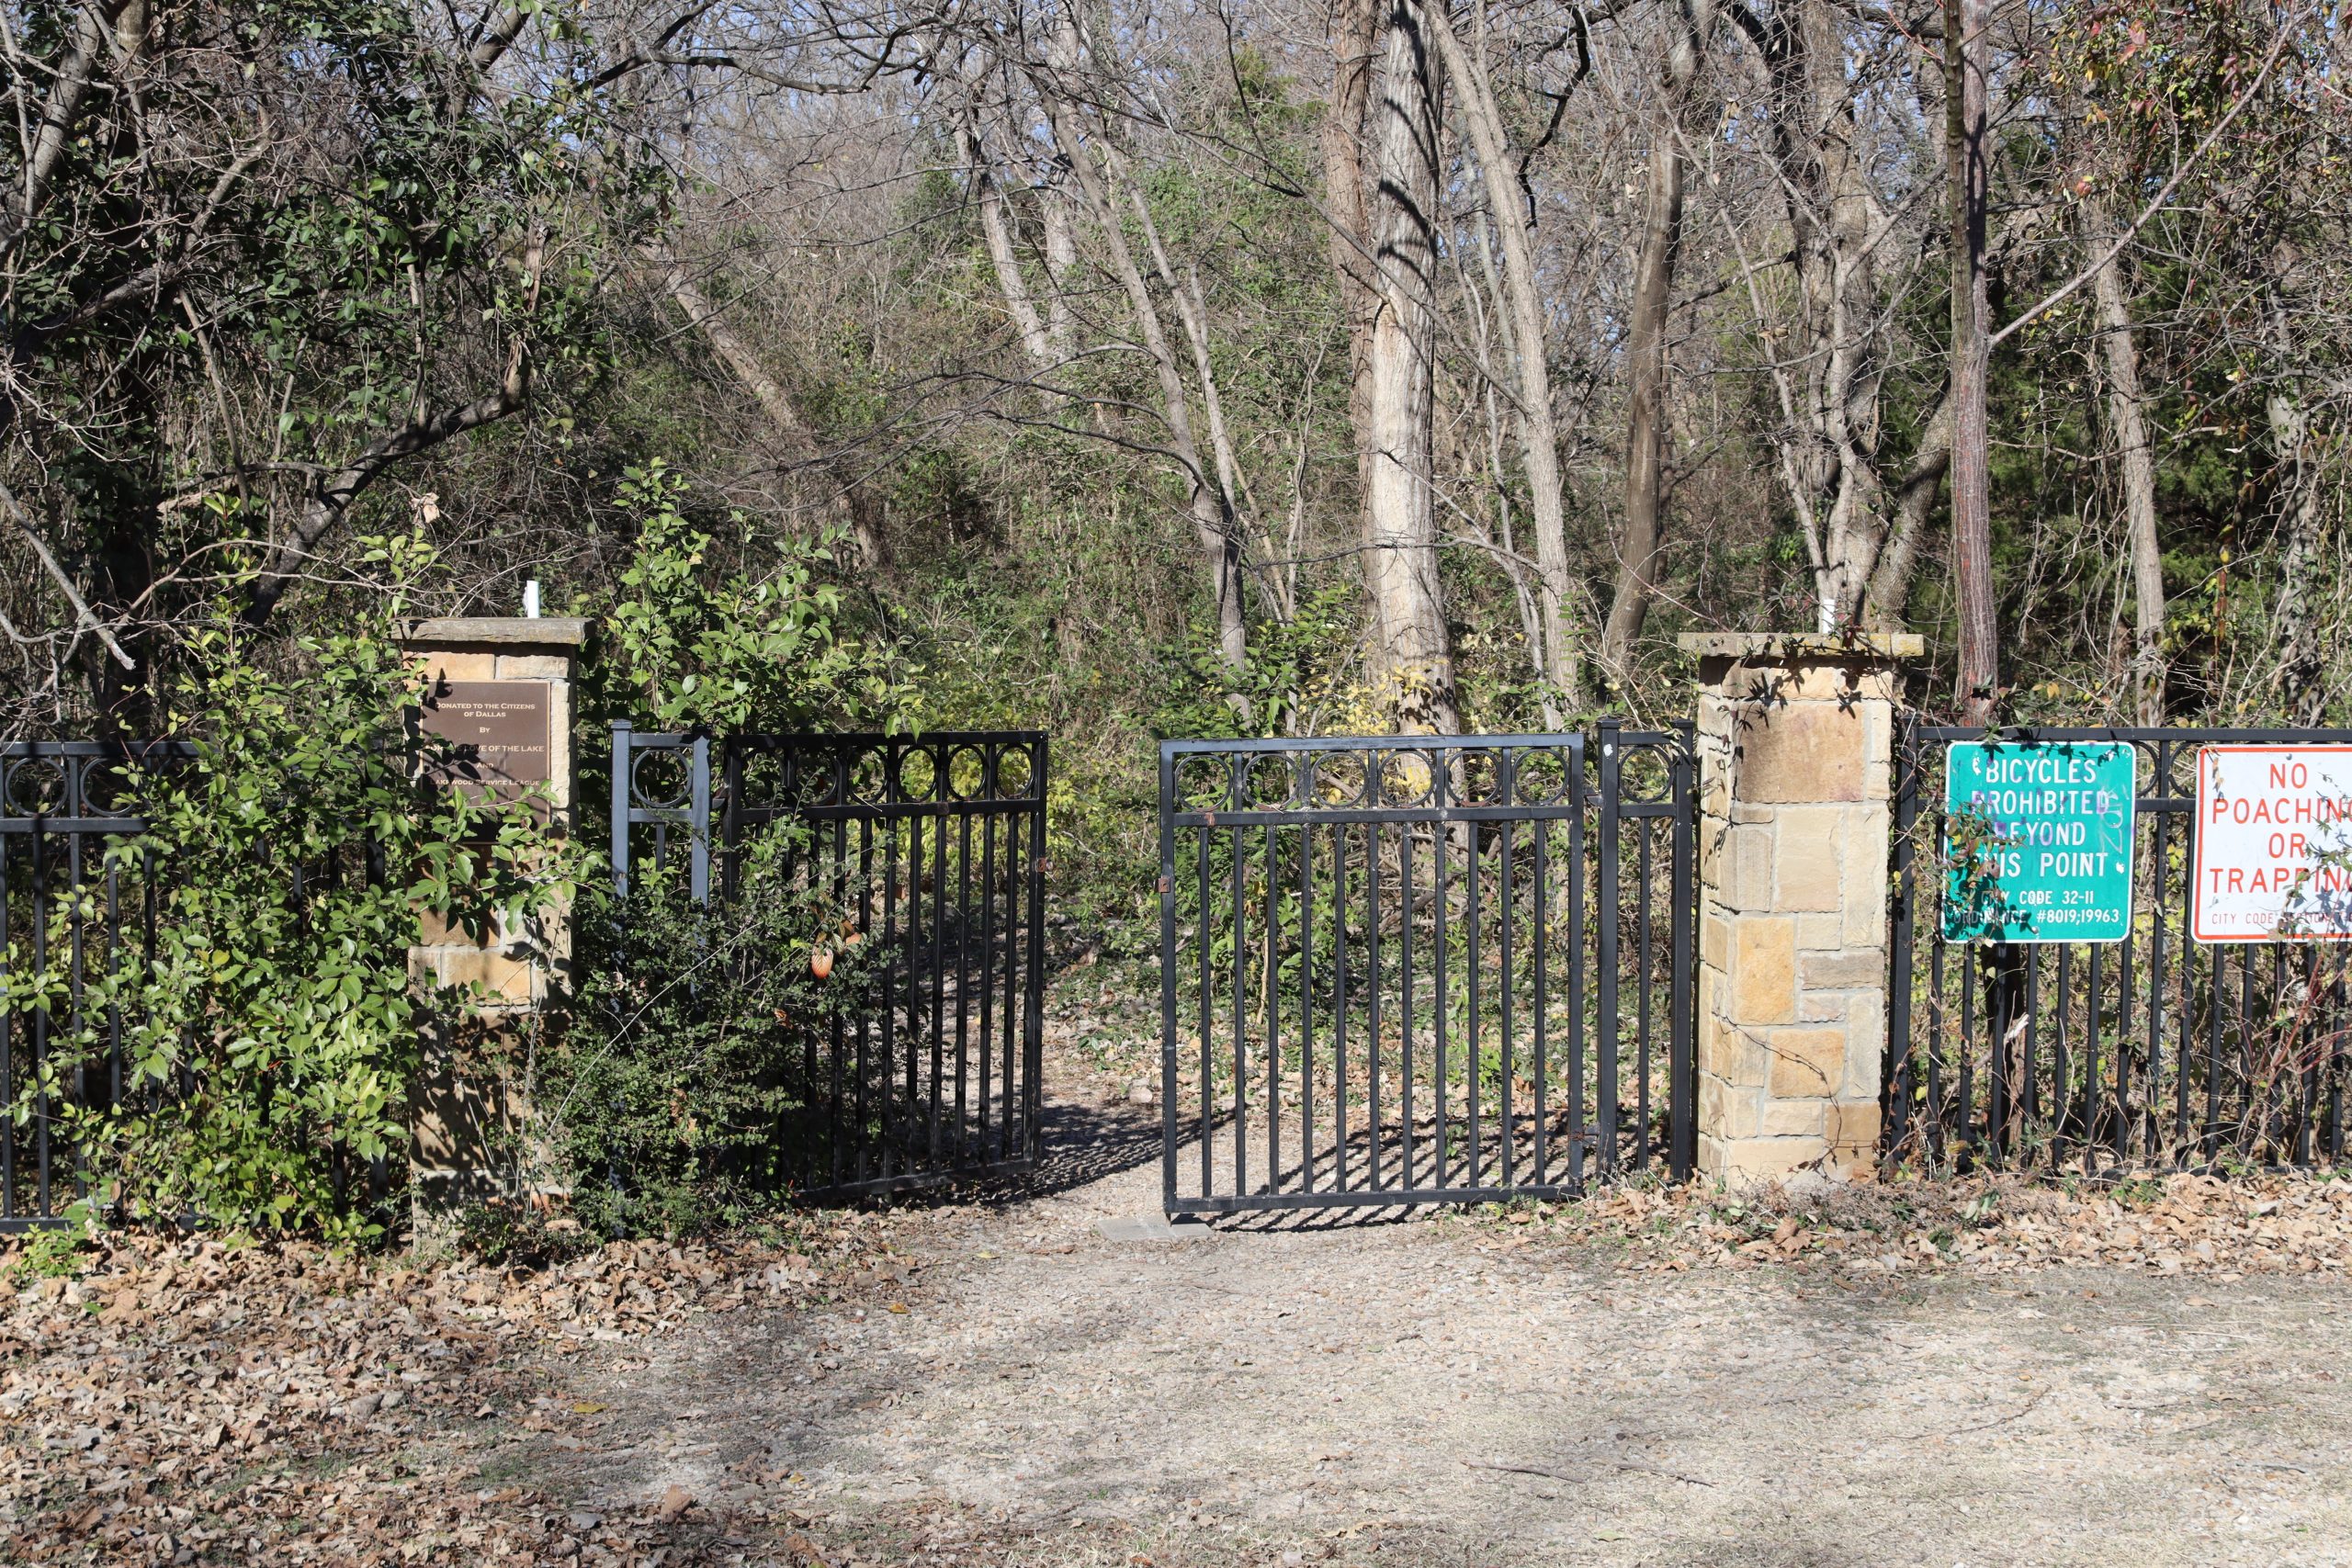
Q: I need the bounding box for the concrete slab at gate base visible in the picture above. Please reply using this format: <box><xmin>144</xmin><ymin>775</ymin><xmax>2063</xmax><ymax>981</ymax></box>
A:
<box><xmin>1679</xmin><ymin>633</ymin><xmax>1917</xmax><ymax>1182</ymax></box>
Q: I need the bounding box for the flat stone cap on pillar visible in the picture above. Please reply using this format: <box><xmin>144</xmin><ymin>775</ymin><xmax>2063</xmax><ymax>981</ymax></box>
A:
<box><xmin>401</xmin><ymin>616</ymin><xmax>593</xmax><ymax>651</ymax></box>
<box><xmin>1677</xmin><ymin>632</ymin><xmax>1923</xmax><ymax>661</ymax></box>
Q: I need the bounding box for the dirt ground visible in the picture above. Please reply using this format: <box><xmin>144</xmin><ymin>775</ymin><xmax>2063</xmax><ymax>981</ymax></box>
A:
<box><xmin>12</xmin><ymin>967</ymin><xmax>2352</xmax><ymax>1567</ymax></box>
<box><xmin>507</xmin><ymin>1084</ymin><xmax>2352</xmax><ymax>1568</ymax></box>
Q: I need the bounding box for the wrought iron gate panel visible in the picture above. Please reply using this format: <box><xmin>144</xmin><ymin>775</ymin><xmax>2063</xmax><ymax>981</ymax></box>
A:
<box><xmin>611</xmin><ymin>726</ymin><xmax>1047</xmax><ymax>1199</ymax></box>
<box><xmin>1889</xmin><ymin>720</ymin><xmax>2352</xmax><ymax>1169</ymax></box>
<box><xmin>1159</xmin><ymin>726</ymin><xmax>1693</xmax><ymax>1215</ymax></box>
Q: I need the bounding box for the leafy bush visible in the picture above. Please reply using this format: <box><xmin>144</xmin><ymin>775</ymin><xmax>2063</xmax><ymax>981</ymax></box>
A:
<box><xmin>537</xmin><ymin>844</ymin><xmax>884</xmax><ymax>1239</ymax></box>
<box><xmin>581</xmin><ymin>460</ymin><xmax>915</xmax><ymax>732</ymax></box>
<box><xmin>1</xmin><ymin>609</ymin><xmax>570</xmax><ymax>1245</ymax></box>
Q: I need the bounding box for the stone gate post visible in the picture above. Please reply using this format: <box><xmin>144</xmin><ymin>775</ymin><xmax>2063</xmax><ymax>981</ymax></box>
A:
<box><xmin>1677</xmin><ymin>633</ymin><xmax>1919</xmax><ymax>1181</ymax></box>
<box><xmin>400</xmin><ymin>615</ymin><xmax>590</xmax><ymax>1204</ymax></box>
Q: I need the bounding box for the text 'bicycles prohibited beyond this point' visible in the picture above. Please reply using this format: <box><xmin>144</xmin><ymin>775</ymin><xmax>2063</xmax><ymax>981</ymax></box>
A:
<box><xmin>1943</xmin><ymin>740</ymin><xmax>2135</xmax><ymax>943</ymax></box>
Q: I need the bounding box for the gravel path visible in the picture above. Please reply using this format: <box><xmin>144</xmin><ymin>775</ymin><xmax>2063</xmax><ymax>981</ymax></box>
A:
<box><xmin>521</xmin><ymin>1091</ymin><xmax>2352</xmax><ymax>1568</ymax></box>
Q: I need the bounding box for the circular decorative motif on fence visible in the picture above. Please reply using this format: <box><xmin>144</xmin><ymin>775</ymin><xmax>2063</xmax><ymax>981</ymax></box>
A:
<box><xmin>946</xmin><ymin>745</ymin><xmax>989</xmax><ymax>802</ymax></box>
<box><xmin>1511</xmin><ymin>745</ymin><xmax>1572</xmax><ymax>806</ymax></box>
<box><xmin>1174</xmin><ymin>752</ymin><xmax>1229</xmax><ymax>810</ymax></box>
<box><xmin>847</xmin><ymin>746</ymin><xmax>891</xmax><ymax>806</ymax></box>
<box><xmin>1449</xmin><ymin>747</ymin><xmax>1502</xmax><ymax>805</ymax></box>
<box><xmin>1617</xmin><ymin>743</ymin><xmax>1673</xmax><ymax>803</ymax></box>
<box><xmin>73</xmin><ymin>755</ymin><xmax>143</xmax><ymax>818</ymax></box>
<box><xmin>627</xmin><ymin>747</ymin><xmax>692</xmax><ymax>812</ymax></box>
<box><xmin>992</xmin><ymin>743</ymin><xmax>1035</xmax><ymax>801</ymax></box>
<box><xmin>895</xmin><ymin>746</ymin><xmax>939</xmax><ymax>803</ymax></box>
<box><xmin>1375</xmin><ymin>748</ymin><xmax>1437</xmax><ymax>808</ymax></box>
<box><xmin>1</xmin><ymin>755</ymin><xmax>69</xmax><ymax>817</ymax></box>
<box><xmin>1244</xmin><ymin>752</ymin><xmax>1296</xmax><ymax>809</ymax></box>
<box><xmin>1307</xmin><ymin>750</ymin><xmax>1367</xmax><ymax>809</ymax></box>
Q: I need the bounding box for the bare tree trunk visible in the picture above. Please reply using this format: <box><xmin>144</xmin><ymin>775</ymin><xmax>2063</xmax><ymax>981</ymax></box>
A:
<box><xmin>2086</xmin><ymin>204</ymin><xmax>2164</xmax><ymax>725</ymax></box>
<box><xmin>1946</xmin><ymin>0</ymin><xmax>1996</xmax><ymax>722</ymax></box>
<box><xmin>1320</xmin><ymin>0</ymin><xmax>1383</xmax><ymax>512</ymax></box>
<box><xmin>2265</xmin><ymin>254</ymin><xmax>2327</xmax><ymax>727</ymax></box>
<box><xmin>1864</xmin><ymin>383</ymin><xmax>1953</xmax><ymax>629</ymax></box>
<box><xmin>1033</xmin><ymin>79</ymin><xmax>1249</xmax><ymax>673</ymax></box>
<box><xmin>653</xmin><ymin>248</ymin><xmax>884</xmax><ymax>567</ymax></box>
<box><xmin>964</xmin><ymin>108</ymin><xmax>1057</xmax><ymax>370</ymax></box>
<box><xmin>1602</xmin><ymin>0</ymin><xmax>1712</xmax><ymax>679</ymax></box>
<box><xmin>1724</xmin><ymin>0</ymin><xmax>1895</xmax><ymax>633</ymax></box>
<box><xmin>1429</xmin><ymin>6</ymin><xmax>1583</xmax><ymax>715</ymax></box>
<box><xmin>1363</xmin><ymin>0</ymin><xmax>1459</xmax><ymax>733</ymax></box>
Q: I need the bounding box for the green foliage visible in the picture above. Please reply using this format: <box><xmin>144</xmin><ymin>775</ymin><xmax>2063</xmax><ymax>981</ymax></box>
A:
<box><xmin>1</xmin><ymin>607</ymin><xmax>571</xmax><ymax>1246</ymax></box>
<box><xmin>581</xmin><ymin>461</ymin><xmax>915</xmax><ymax>733</ymax></box>
<box><xmin>540</xmin><ymin>849</ymin><xmax>883</xmax><ymax>1239</ymax></box>
<box><xmin>6</xmin><ymin>1212</ymin><xmax>96</xmax><ymax>1284</ymax></box>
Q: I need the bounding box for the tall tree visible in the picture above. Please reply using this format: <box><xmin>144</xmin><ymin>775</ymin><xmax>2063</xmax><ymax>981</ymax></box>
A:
<box><xmin>1430</xmin><ymin>6</ymin><xmax>1587</xmax><ymax>718</ymax></box>
<box><xmin>1602</xmin><ymin>0</ymin><xmax>1714</xmax><ymax>677</ymax></box>
<box><xmin>1363</xmin><ymin>0</ymin><xmax>1460</xmax><ymax>733</ymax></box>
<box><xmin>1946</xmin><ymin>0</ymin><xmax>1996</xmax><ymax>721</ymax></box>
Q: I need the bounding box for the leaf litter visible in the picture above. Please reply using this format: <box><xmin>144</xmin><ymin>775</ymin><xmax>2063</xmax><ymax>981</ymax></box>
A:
<box><xmin>1</xmin><ymin>1212</ymin><xmax>914</xmax><ymax>1564</ymax></box>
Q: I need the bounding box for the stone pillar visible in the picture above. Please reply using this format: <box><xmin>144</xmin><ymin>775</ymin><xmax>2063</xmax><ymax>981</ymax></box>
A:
<box><xmin>400</xmin><ymin>615</ymin><xmax>590</xmax><ymax>1203</ymax></box>
<box><xmin>1678</xmin><ymin>633</ymin><xmax>1918</xmax><ymax>1181</ymax></box>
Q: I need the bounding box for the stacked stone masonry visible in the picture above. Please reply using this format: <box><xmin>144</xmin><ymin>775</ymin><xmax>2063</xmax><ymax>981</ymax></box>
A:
<box><xmin>401</xmin><ymin>616</ymin><xmax>588</xmax><ymax>1202</ymax></box>
<box><xmin>1679</xmin><ymin>633</ymin><xmax>1919</xmax><ymax>1180</ymax></box>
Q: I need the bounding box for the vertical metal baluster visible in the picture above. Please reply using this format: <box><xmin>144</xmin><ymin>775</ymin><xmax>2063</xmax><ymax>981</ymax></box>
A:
<box><xmin>2297</xmin><ymin>945</ymin><xmax>2318</xmax><ymax>1168</ymax></box>
<box><xmin>1498</xmin><ymin>807</ymin><xmax>1516</xmax><ymax>1189</ymax></box>
<box><xmin>880</xmin><ymin>794</ymin><xmax>901</xmax><ymax>1184</ymax></box>
<box><xmin>31</xmin><ymin>824</ymin><xmax>51</xmax><ymax>1215</ymax></box>
<box><xmin>1669</xmin><ymin>724</ymin><xmax>1697</xmax><ymax>1182</ymax></box>
<box><xmin>1532</xmin><ymin>809</ymin><xmax>1549</xmax><ymax>1189</ymax></box>
<box><xmin>858</xmin><ymin>812</ymin><xmax>877</xmax><ymax>1185</ymax></box>
<box><xmin>1566</xmin><ymin>751</ymin><xmax>1587</xmax><ymax>1188</ymax></box>
<box><xmin>1466</xmin><ymin>808</ymin><xmax>1482</xmax><ymax>1186</ymax></box>
<box><xmin>1197</xmin><ymin>815</ymin><xmax>1213</xmax><ymax>1199</ymax></box>
<box><xmin>1231</xmin><ymin>792</ymin><xmax>1248</xmax><ymax>1198</ymax></box>
<box><xmin>976</xmin><ymin>775</ymin><xmax>997</xmax><ymax>1168</ymax></box>
<box><xmin>2054</xmin><ymin>946</ymin><xmax>2073</xmax><ymax>1162</ymax></box>
<box><xmin>1959</xmin><ymin>935</ymin><xmax>1977</xmax><ymax>1154</ymax></box>
<box><xmin>1003</xmin><ymin>786</ymin><xmax>1026</xmax><ymax>1166</ymax></box>
<box><xmin>1</xmin><ymin>829</ymin><xmax>14</xmax><ymax>1218</ymax></box>
<box><xmin>929</xmin><ymin>763</ymin><xmax>950</xmax><ymax>1174</ymax></box>
<box><xmin>1301</xmin><ymin>814</ymin><xmax>1315</xmax><ymax>1192</ymax></box>
<box><xmin>1597</xmin><ymin>719</ymin><xmax>1622</xmax><ymax>1176</ymax></box>
<box><xmin>1889</xmin><ymin>722</ymin><xmax>1918</xmax><ymax>1155</ymax></box>
<box><xmin>2086</xmin><ymin>943</ymin><xmax>2105</xmax><ymax>1164</ymax></box>
<box><xmin>1023</xmin><ymin>739</ymin><xmax>1048</xmax><ymax>1166</ymax></box>
<box><xmin>1266</xmin><ymin>820</ymin><xmax>1281</xmax><ymax>1195</ymax></box>
<box><xmin>1634</xmin><ymin>812</ymin><xmax>1653</xmax><ymax>1172</ymax></box>
<box><xmin>1368</xmin><ymin>813</ymin><xmax>1384</xmax><ymax>1190</ymax></box>
<box><xmin>829</xmin><ymin>802</ymin><xmax>849</xmax><ymax>1192</ymax></box>
<box><xmin>956</xmin><ymin>792</ymin><xmax>975</xmax><ymax>1165</ymax></box>
<box><xmin>2177</xmin><ymin>800</ymin><xmax>2198</xmax><ymax>1156</ymax></box>
<box><xmin>2148</xmin><ymin>802</ymin><xmax>2171</xmax><ymax>1157</ymax></box>
<box><xmin>1420</xmin><ymin>789</ymin><xmax>1439</xmax><ymax>1184</ymax></box>
<box><xmin>1158</xmin><ymin>745</ymin><xmax>1179</xmax><ymax>1213</ymax></box>
<box><xmin>1402</xmin><ymin>823</ymin><xmax>1418</xmax><ymax>1190</ymax></box>
<box><xmin>1333</xmin><ymin>818</ymin><xmax>1350</xmax><ymax>1190</ymax></box>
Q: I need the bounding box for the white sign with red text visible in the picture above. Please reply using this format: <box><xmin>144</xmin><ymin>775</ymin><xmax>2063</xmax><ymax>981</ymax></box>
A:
<box><xmin>2192</xmin><ymin>745</ymin><xmax>2352</xmax><ymax>942</ymax></box>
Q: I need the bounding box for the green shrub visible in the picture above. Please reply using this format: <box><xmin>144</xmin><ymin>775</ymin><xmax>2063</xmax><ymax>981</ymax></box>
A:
<box><xmin>1</xmin><ymin>609</ymin><xmax>570</xmax><ymax>1246</ymax></box>
<box><xmin>537</xmin><ymin>842</ymin><xmax>884</xmax><ymax>1239</ymax></box>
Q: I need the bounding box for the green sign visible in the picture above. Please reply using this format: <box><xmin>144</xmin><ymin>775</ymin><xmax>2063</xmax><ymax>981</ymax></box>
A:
<box><xmin>1943</xmin><ymin>741</ymin><xmax>2135</xmax><ymax>942</ymax></box>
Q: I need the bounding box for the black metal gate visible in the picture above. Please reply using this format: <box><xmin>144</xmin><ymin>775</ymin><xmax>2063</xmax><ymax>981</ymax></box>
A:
<box><xmin>1889</xmin><ymin>720</ymin><xmax>2352</xmax><ymax>1168</ymax></box>
<box><xmin>610</xmin><ymin>726</ymin><xmax>1048</xmax><ymax>1197</ymax></box>
<box><xmin>1158</xmin><ymin>724</ymin><xmax>1694</xmax><ymax>1215</ymax></box>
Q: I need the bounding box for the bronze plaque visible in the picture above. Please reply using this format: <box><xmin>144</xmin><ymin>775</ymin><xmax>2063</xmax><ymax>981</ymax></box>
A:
<box><xmin>422</xmin><ymin>681</ymin><xmax>550</xmax><ymax>804</ymax></box>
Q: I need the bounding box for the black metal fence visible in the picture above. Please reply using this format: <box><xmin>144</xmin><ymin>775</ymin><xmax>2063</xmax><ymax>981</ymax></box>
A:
<box><xmin>609</xmin><ymin>726</ymin><xmax>1048</xmax><ymax>1197</ymax></box>
<box><xmin>1890</xmin><ymin>722</ymin><xmax>2352</xmax><ymax>1169</ymax></box>
<box><xmin>3</xmin><ymin>742</ymin><xmax>183</xmax><ymax>1230</ymax></box>
<box><xmin>1159</xmin><ymin>722</ymin><xmax>1694</xmax><ymax>1215</ymax></box>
